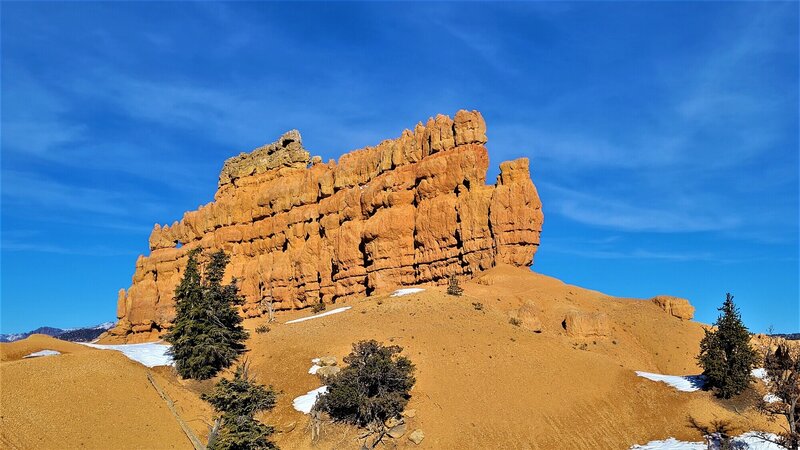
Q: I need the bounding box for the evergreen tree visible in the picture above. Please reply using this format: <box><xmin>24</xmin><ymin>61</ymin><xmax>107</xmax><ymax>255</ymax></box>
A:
<box><xmin>204</xmin><ymin>361</ymin><xmax>278</xmax><ymax>450</ymax></box>
<box><xmin>314</xmin><ymin>340</ymin><xmax>415</xmax><ymax>427</ymax></box>
<box><xmin>165</xmin><ymin>249</ymin><xmax>248</xmax><ymax>380</ymax></box>
<box><xmin>314</xmin><ymin>340</ymin><xmax>415</xmax><ymax>448</ymax></box>
<box><xmin>697</xmin><ymin>293</ymin><xmax>758</xmax><ymax>398</ymax></box>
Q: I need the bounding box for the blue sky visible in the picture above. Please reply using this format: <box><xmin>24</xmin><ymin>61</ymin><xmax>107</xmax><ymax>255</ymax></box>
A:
<box><xmin>1</xmin><ymin>2</ymin><xmax>797</xmax><ymax>334</ymax></box>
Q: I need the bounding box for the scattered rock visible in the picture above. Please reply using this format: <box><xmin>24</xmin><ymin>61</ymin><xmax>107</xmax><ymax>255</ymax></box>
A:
<box><xmin>387</xmin><ymin>422</ymin><xmax>407</xmax><ymax>438</ymax></box>
<box><xmin>317</xmin><ymin>355</ymin><xmax>337</xmax><ymax>366</ymax></box>
<box><xmin>316</xmin><ymin>365</ymin><xmax>341</xmax><ymax>378</ymax></box>
<box><xmin>562</xmin><ymin>311</ymin><xmax>610</xmax><ymax>338</ymax></box>
<box><xmin>385</xmin><ymin>416</ymin><xmax>403</xmax><ymax>428</ymax></box>
<box><xmin>402</xmin><ymin>408</ymin><xmax>417</xmax><ymax>418</ymax></box>
<box><xmin>651</xmin><ymin>295</ymin><xmax>695</xmax><ymax>320</ymax></box>
<box><xmin>408</xmin><ymin>429</ymin><xmax>425</xmax><ymax>445</ymax></box>
<box><xmin>111</xmin><ymin>110</ymin><xmax>544</xmax><ymax>339</ymax></box>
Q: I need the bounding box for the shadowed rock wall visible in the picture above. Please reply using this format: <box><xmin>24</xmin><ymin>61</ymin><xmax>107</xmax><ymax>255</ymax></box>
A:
<box><xmin>111</xmin><ymin>110</ymin><xmax>543</xmax><ymax>339</ymax></box>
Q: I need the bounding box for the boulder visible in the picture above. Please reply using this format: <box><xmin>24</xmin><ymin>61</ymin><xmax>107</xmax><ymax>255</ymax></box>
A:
<box><xmin>651</xmin><ymin>295</ymin><xmax>695</xmax><ymax>320</ymax></box>
<box><xmin>562</xmin><ymin>311</ymin><xmax>610</xmax><ymax>338</ymax></box>
<box><xmin>514</xmin><ymin>303</ymin><xmax>543</xmax><ymax>333</ymax></box>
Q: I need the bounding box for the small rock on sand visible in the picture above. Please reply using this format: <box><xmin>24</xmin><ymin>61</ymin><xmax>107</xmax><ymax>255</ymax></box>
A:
<box><xmin>318</xmin><ymin>356</ymin><xmax>337</xmax><ymax>366</ymax></box>
<box><xmin>388</xmin><ymin>422</ymin><xmax>407</xmax><ymax>438</ymax></box>
<box><xmin>408</xmin><ymin>429</ymin><xmax>424</xmax><ymax>445</ymax></box>
<box><xmin>316</xmin><ymin>365</ymin><xmax>341</xmax><ymax>378</ymax></box>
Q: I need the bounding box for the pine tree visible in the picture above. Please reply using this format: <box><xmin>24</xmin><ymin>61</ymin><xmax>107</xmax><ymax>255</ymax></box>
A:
<box><xmin>165</xmin><ymin>249</ymin><xmax>248</xmax><ymax>380</ymax></box>
<box><xmin>203</xmin><ymin>361</ymin><xmax>278</xmax><ymax>450</ymax></box>
<box><xmin>697</xmin><ymin>293</ymin><xmax>758</xmax><ymax>399</ymax></box>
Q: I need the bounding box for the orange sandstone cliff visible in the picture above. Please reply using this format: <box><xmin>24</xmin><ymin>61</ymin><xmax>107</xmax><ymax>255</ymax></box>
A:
<box><xmin>110</xmin><ymin>110</ymin><xmax>544</xmax><ymax>340</ymax></box>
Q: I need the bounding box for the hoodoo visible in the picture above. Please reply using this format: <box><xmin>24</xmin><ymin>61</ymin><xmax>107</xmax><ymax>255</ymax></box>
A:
<box><xmin>110</xmin><ymin>110</ymin><xmax>544</xmax><ymax>340</ymax></box>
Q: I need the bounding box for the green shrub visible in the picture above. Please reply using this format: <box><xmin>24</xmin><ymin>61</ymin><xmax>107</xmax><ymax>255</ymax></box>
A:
<box><xmin>313</xmin><ymin>340</ymin><xmax>415</xmax><ymax>428</ymax></box>
<box><xmin>697</xmin><ymin>293</ymin><xmax>758</xmax><ymax>398</ymax></box>
<box><xmin>311</xmin><ymin>299</ymin><xmax>326</xmax><ymax>314</ymax></box>
<box><xmin>447</xmin><ymin>275</ymin><xmax>463</xmax><ymax>296</ymax></box>
<box><xmin>203</xmin><ymin>361</ymin><xmax>278</xmax><ymax>450</ymax></box>
<box><xmin>255</xmin><ymin>324</ymin><xmax>270</xmax><ymax>334</ymax></box>
<box><xmin>761</xmin><ymin>343</ymin><xmax>800</xmax><ymax>449</ymax></box>
<box><xmin>509</xmin><ymin>317</ymin><xmax>522</xmax><ymax>327</ymax></box>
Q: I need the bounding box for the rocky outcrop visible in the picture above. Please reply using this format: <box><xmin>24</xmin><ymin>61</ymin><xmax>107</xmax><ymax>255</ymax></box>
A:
<box><xmin>651</xmin><ymin>296</ymin><xmax>695</xmax><ymax>320</ymax></box>
<box><xmin>110</xmin><ymin>110</ymin><xmax>544</xmax><ymax>339</ymax></box>
<box><xmin>562</xmin><ymin>311</ymin><xmax>610</xmax><ymax>338</ymax></box>
<box><xmin>510</xmin><ymin>303</ymin><xmax>543</xmax><ymax>333</ymax></box>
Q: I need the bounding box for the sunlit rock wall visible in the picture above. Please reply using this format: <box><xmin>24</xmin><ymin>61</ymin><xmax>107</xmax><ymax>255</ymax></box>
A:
<box><xmin>111</xmin><ymin>110</ymin><xmax>543</xmax><ymax>339</ymax></box>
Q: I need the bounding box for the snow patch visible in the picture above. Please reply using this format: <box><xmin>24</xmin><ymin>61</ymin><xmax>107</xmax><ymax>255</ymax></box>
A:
<box><xmin>630</xmin><ymin>432</ymin><xmax>782</xmax><ymax>449</ymax></box>
<box><xmin>23</xmin><ymin>349</ymin><xmax>61</xmax><ymax>358</ymax></box>
<box><xmin>285</xmin><ymin>307</ymin><xmax>351</xmax><ymax>324</ymax></box>
<box><xmin>391</xmin><ymin>288</ymin><xmax>425</xmax><ymax>297</ymax></box>
<box><xmin>81</xmin><ymin>342</ymin><xmax>173</xmax><ymax>367</ymax></box>
<box><xmin>309</xmin><ymin>364</ymin><xmax>322</xmax><ymax>374</ymax></box>
<box><xmin>752</xmin><ymin>368</ymin><xmax>768</xmax><ymax>381</ymax></box>
<box><xmin>635</xmin><ymin>371</ymin><xmax>705</xmax><ymax>392</ymax></box>
<box><xmin>292</xmin><ymin>386</ymin><xmax>328</xmax><ymax>414</ymax></box>
<box><xmin>764</xmin><ymin>393</ymin><xmax>780</xmax><ymax>404</ymax></box>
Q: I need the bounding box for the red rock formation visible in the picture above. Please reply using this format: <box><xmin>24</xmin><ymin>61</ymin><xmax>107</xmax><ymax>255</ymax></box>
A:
<box><xmin>110</xmin><ymin>110</ymin><xmax>544</xmax><ymax>339</ymax></box>
<box><xmin>651</xmin><ymin>295</ymin><xmax>695</xmax><ymax>320</ymax></box>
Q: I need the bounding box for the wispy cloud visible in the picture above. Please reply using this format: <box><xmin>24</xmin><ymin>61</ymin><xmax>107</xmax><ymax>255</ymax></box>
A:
<box><xmin>542</xmin><ymin>183</ymin><xmax>740</xmax><ymax>233</ymax></box>
<box><xmin>0</xmin><ymin>240</ymin><xmax>138</xmax><ymax>257</ymax></box>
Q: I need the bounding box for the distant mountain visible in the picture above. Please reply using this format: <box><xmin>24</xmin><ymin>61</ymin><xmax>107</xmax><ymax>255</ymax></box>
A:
<box><xmin>57</xmin><ymin>322</ymin><xmax>116</xmax><ymax>342</ymax></box>
<box><xmin>771</xmin><ymin>333</ymin><xmax>800</xmax><ymax>341</ymax></box>
<box><xmin>0</xmin><ymin>322</ymin><xmax>116</xmax><ymax>343</ymax></box>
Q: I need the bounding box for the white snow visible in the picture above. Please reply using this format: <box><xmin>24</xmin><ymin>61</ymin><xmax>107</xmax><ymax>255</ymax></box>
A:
<box><xmin>94</xmin><ymin>321</ymin><xmax>116</xmax><ymax>330</ymax></box>
<box><xmin>80</xmin><ymin>342</ymin><xmax>173</xmax><ymax>367</ymax></box>
<box><xmin>635</xmin><ymin>371</ymin><xmax>705</xmax><ymax>392</ymax></box>
<box><xmin>390</xmin><ymin>288</ymin><xmax>425</xmax><ymax>297</ymax></box>
<box><xmin>631</xmin><ymin>437</ymin><xmax>704</xmax><ymax>450</ymax></box>
<box><xmin>285</xmin><ymin>307</ymin><xmax>351</xmax><ymax>324</ymax></box>
<box><xmin>309</xmin><ymin>364</ymin><xmax>322</xmax><ymax>374</ymax></box>
<box><xmin>764</xmin><ymin>393</ymin><xmax>780</xmax><ymax>403</ymax></box>
<box><xmin>23</xmin><ymin>349</ymin><xmax>61</xmax><ymax>358</ymax></box>
<box><xmin>292</xmin><ymin>386</ymin><xmax>328</xmax><ymax>414</ymax></box>
<box><xmin>752</xmin><ymin>368</ymin><xmax>768</xmax><ymax>380</ymax></box>
<box><xmin>631</xmin><ymin>432</ymin><xmax>782</xmax><ymax>449</ymax></box>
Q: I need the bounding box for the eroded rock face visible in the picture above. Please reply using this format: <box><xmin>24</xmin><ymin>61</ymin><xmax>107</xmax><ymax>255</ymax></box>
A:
<box><xmin>562</xmin><ymin>311</ymin><xmax>610</xmax><ymax>338</ymax></box>
<box><xmin>112</xmin><ymin>110</ymin><xmax>544</xmax><ymax>339</ymax></box>
<box><xmin>651</xmin><ymin>295</ymin><xmax>695</xmax><ymax>320</ymax></box>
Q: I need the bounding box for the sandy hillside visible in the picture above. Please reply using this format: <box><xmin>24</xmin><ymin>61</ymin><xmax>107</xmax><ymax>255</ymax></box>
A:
<box><xmin>0</xmin><ymin>335</ymin><xmax>213</xmax><ymax>450</ymax></box>
<box><xmin>2</xmin><ymin>267</ymin><xmax>778</xmax><ymax>449</ymax></box>
<box><xmin>243</xmin><ymin>265</ymin><xmax>775</xmax><ymax>449</ymax></box>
